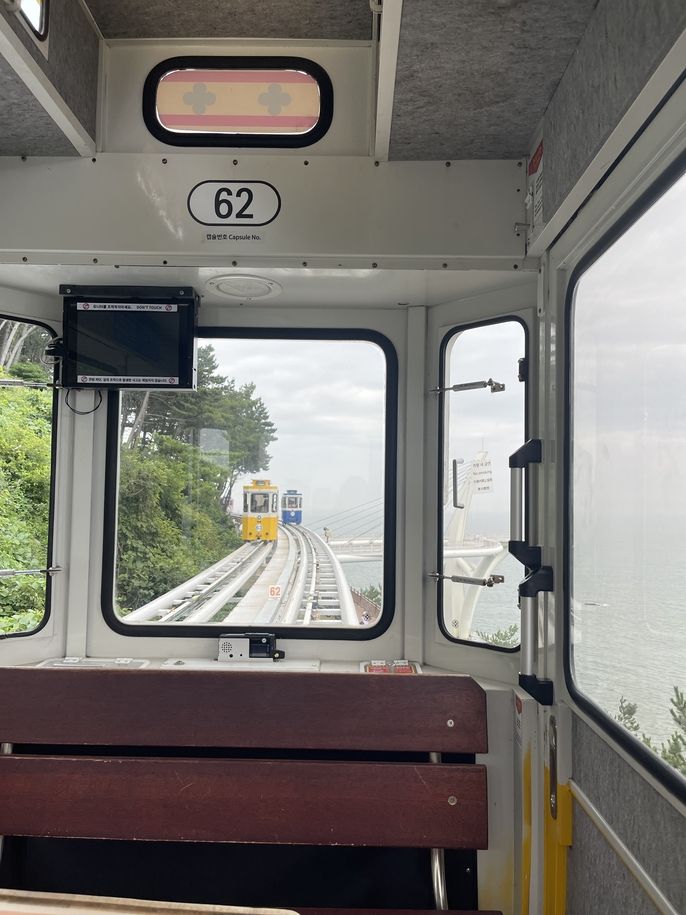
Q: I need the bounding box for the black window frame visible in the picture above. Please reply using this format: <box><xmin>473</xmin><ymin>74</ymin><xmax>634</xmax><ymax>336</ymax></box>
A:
<box><xmin>19</xmin><ymin>0</ymin><xmax>49</xmax><ymax>41</ymax></box>
<box><xmin>142</xmin><ymin>56</ymin><xmax>334</xmax><ymax>149</ymax></box>
<box><xmin>564</xmin><ymin>150</ymin><xmax>686</xmax><ymax>805</ymax></box>
<box><xmin>101</xmin><ymin>326</ymin><xmax>398</xmax><ymax>641</ymax></box>
<box><xmin>436</xmin><ymin>315</ymin><xmax>529</xmax><ymax>652</ymax></box>
<box><xmin>0</xmin><ymin>313</ymin><xmax>58</xmax><ymax>640</ymax></box>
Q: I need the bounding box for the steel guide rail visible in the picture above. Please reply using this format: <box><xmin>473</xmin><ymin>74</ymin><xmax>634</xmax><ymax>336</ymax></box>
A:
<box><xmin>125</xmin><ymin>541</ymin><xmax>273</xmax><ymax>624</ymax></box>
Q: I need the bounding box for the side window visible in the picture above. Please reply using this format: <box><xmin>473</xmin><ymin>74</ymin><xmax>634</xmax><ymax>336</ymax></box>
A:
<box><xmin>0</xmin><ymin>317</ymin><xmax>55</xmax><ymax>635</ymax></box>
<box><xmin>19</xmin><ymin>0</ymin><xmax>48</xmax><ymax>39</ymax></box>
<box><xmin>438</xmin><ymin>320</ymin><xmax>526</xmax><ymax>648</ymax></box>
<box><xmin>569</xmin><ymin>167</ymin><xmax>686</xmax><ymax>782</ymax></box>
<box><xmin>104</xmin><ymin>334</ymin><xmax>396</xmax><ymax>636</ymax></box>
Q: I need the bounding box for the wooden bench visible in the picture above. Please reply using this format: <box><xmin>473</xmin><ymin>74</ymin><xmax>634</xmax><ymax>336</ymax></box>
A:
<box><xmin>0</xmin><ymin>669</ymin><xmax>499</xmax><ymax>915</ymax></box>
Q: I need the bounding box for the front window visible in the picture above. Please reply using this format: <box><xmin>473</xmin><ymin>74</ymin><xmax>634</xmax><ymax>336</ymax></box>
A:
<box><xmin>0</xmin><ymin>316</ymin><xmax>55</xmax><ymax>635</ymax></box>
<box><xmin>570</xmin><ymin>166</ymin><xmax>686</xmax><ymax>781</ymax></box>
<box><xmin>251</xmin><ymin>492</ymin><xmax>269</xmax><ymax>513</ymax></box>
<box><xmin>104</xmin><ymin>332</ymin><xmax>396</xmax><ymax>636</ymax></box>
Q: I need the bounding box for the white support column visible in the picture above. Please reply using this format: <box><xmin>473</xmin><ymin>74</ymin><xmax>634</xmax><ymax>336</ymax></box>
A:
<box><xmin>64</xmin><ymin>390</ymin><xmax>98</xmax><ymax>656</ymax></box>
<box><xmin>373</xmin><ymin>0</ymin><xmax>404</xmax><ymax>161</ymax></box>
<box><xmin>403</xmin><ymin>304</ymin><xmax>425</xmax><ymax>661</ymax></box>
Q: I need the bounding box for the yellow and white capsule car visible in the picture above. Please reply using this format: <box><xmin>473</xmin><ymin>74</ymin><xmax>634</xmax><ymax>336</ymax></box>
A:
<box><xmin>241</xmin><ymin>479</ymin><xmax>279</xmax><ymax>541</ymax></box>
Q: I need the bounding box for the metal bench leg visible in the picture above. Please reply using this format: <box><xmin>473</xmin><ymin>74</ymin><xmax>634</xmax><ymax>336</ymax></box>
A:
<box><xmin>429</xmin><ymin>752</ymin><xmax>449</xmax><ymax>910</ymax></box>
<box><xmin>0</xmin><ymin>743</ymin><xmax>12</xmax><ymax>870</ymax></box>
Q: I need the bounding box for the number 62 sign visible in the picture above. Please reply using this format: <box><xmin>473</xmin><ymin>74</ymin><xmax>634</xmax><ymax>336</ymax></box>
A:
<box><xmin>187</xmin><ymin>180</ymin><xmax>281</xmax><ymax>227</ymax></box>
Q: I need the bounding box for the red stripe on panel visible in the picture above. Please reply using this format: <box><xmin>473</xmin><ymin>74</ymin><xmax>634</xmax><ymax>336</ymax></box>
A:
<box><xmin>159</xmin><ymin>114</ymin><xmax>319</xmax><ymax>129</ymax></box>
<box><xmin>161</xmin><ymin>70</ymin><xmax>316</xmax><ymax>84</ymax></box>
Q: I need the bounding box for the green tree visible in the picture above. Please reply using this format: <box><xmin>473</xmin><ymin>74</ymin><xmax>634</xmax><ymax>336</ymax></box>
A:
<box><xmin>115</xmin><ymin>345</ymin><xmax>277</xmax><ymax>611</ymax></box>
<box><xmin>475</xmin><ymin>623</ymin><xmax>520</xmax><ymax>648</ymax></box>
<box><xmin>123</xmin><ymin>344</ymin><xmax>276</xmax><ymax>508</ymax></box>
<box><xmin>116</xmin><ymin>437</ymin><xmax>242</xmax><ymax>611</ymax></box>
<box><xmin>0</xmin><ymin>377</ymin><xmax>52</xmax><ymax>634</ymax></box>
<box><xmin>0</xmin><ymin>321</ymin><xmax>50</xmax><ymax>373</ymax></box>
<box><xmin>360</xmin><ymin>583</ymin><xmax>382</xmax><ymax>605</ymax></box>
<box><xmin>615</xmin><ymin>690</ymin><xmax>686</xmax><ymax>777</ymax></box>
<box><xmin>660</xmin><ymin>687</ymin><xmax>686</xmax><ymax>774</ymax></box>
<box><xmin>615</xmin><ymin>696</ymin><xmax>640</xmax><ymax>734</ymax></box>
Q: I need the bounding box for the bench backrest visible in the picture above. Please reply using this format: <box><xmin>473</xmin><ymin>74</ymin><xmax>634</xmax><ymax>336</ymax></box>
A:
<box><xmin>0</xmin><ymin>669</ymin><xmax>488</xmax><ymax>850</ymax></box>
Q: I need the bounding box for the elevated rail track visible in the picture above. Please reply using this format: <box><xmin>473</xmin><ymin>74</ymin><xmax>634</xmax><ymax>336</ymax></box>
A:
<box><xmin>124</xmin><ymin>541</ymin><xmax>274</xmax><ymax>624</ymax></box>
<box><xmin>125</xmin><ymin>525</ymin><xmax>358</xmax><ymax>628</ymax></box>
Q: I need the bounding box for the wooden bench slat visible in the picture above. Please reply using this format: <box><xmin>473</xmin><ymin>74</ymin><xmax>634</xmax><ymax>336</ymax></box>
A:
<box><xmin>0</xmin><ymin>889</ymin><xmax>293</xmax><ymax>915</ymax></box>
<box><xmin>0</xmin><ymin>756</ymin><xmax>487</xmax><ymax>849</ymax></box>
<box><xmin>0</xmin><ymin>896</ymin><xmax>502</xmax><ymax>915</ymax></box>
<box><xmin>0</xmin><ymin>670</ymin><xmax>487</xmax><ymax>753</ymax></box>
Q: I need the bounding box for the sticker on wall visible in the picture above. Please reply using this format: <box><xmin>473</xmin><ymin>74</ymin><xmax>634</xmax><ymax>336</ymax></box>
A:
<box><xmin>187</xmin><ymin>180</ymin><xmax>281</xmax><ymax>226</ymax></box>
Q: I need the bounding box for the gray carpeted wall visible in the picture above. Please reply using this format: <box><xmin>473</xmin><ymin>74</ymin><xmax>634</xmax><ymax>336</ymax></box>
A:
<box><xmin>543</xmin><ymin>0</ymin><xmax>686</xmax><ymax>220</ymax></box>
<box><xmin>0</xmin><ymin>0</ymin><xmax>99</xmax><ymax>147</ymax></box>
<box><xmin>0</xmin><ymin>53</ymin><xmax>76</xmax><ymax>155</ymax></box>
<box><xmin>567</xmin><ymin>714</ymin><xmax>685</xmax><ymax>915</ymax></box>
<box><xmin>390</xmin><ymin>0</ymin><xmax>597</xmax><ymax>160</ymax></box>
<box><xmin>83</xmin><ymin>0</ymin><xmax>372</xmax><ymax>40</ymax></box>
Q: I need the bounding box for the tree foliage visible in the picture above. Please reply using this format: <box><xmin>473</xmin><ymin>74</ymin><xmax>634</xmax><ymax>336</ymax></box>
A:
<box><xmin>615</xmin><ymin>689</ymin><xmax>686</xmax><ymax>777</ymax></box>
<box><xmin>360</xmin><ymin>583</ymin><xmax>382</xmax><ymax>605</ymax></box>
<box><xmin>116</xmin><ymin>437</ymin><xmax>242</xmax><ymax>611</ymax></box>
<box><xmin>1</xmin><ymin>335</ymin><xmax>277</xmax><ymax>628</ymax></box>
<box><xmin>116</xmin><ymin>344</ymin><xmax>277</xmax><ymax>612</ymax></box>
<box><xmin>475</xmin><ymin>623</ymin><xmax>520</xmax><ymax>648</ymax></box>
<box><xmin>0</xmin><ymin>372</ymin><xmax>52</xmax><ymax>634</ymax></box>
<box><xmin>122</xmin><ymin>345</ymin><xmax>276</xmax><ymax>508</ymax></box>
<box><xmin>0</xmin><ymin>320</ymin><xmax>54</xmax><ymax>633</ymax></box>
<box><xmin>0</xmin><ymin>321</ymin><xmax>51</xmax><ymax>375</ymax></box>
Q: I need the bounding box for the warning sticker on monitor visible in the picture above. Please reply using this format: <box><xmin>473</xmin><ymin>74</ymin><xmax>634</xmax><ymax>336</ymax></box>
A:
<box><xmin>77</xmin><ymin>375</ymin><xmax>179</xmax><ymax>385</ymax></box>
<box><xmin>76</xmin><ymin>302</ymin><xmax>178</xmax><ymax>312</ymax></box>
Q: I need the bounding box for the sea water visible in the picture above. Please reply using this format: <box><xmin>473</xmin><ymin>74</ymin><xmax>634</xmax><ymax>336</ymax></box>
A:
<box><xmin>339</xmin><ymin>523</ymin><xmax>684</xmax><ymax>748</ymax></box>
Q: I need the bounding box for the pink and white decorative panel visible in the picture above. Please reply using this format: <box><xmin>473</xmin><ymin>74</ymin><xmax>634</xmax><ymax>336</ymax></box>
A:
<box><xmin>155</xmin><ymin>69</ymin><xmax>322</xmax><ymax>135</ymax></box>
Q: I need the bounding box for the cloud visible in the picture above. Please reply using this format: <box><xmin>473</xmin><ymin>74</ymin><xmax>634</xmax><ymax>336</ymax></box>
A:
<box><xmin>209</xmin><ymin>338</ymin><xmax>386</xmax><ymax>517</ymax></box>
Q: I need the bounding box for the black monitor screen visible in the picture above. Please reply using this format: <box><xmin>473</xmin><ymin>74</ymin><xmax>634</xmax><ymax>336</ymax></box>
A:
<box><xmin>62</xmin><ymin>296</ymin><xmax>196</xmax><ymax>389</ymax></box>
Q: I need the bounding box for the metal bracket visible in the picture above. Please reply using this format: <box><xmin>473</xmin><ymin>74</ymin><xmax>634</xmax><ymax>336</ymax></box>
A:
<box><xmin>509</xmin><ymin>438</ymin><xmax>542</xmax><ymax>469</ymax></box>
<box><xmin>430</xmin><ymin>378</ymin><xmax>505</xmax><ymax>394</ymax></box>
<box><xmin>519</xmin><ymin>565</ymin><xmax>553</xmax><ymax>599</ymax></box>
<box><xmin>430</xmin><ymin>572</ymin><xmax>504</xmax><ymax>588</ymax></box>
<box><xmin>0</xmin><ymin>566</ymin><xmax>62</xmax><ymax>578</ymax></box>
<box><xmin>508</xmin><ymin>540</ymin><xmax>542</xmax><ymax>569</ymax></box>
<box><xmin>519</xmin><ymin>674</ymin><xmax>554</xmax><ymax>706</ymax></box>
<box><xmin>518</xmin><ymin>566</ymin><xmax>554</xmax><ymax>705</ymax></box>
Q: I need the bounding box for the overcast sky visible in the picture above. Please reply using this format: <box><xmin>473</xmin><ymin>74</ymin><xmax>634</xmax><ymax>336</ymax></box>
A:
<box><xmin>207</xmin><ymin>327</ymin><xmax>525</xmax><ymax>539</ymax></box>
<box><xmin>210</xmin><ymin>338</ymin><xmax>386</xmax><ymax>528</ymax></box>
<box><xmin>445</xmin><ymin>320</ymin><xmax>525</xmax><ymax>536</ymax></box>
<box><xmin>196</xmin><ymin>171</ymin><xmax>686</xmax><ymax>544</ymax></box>
<box><xmin>573</xmin><ymin>168</ymin><xmax>686</xmax><ymax>523</ymax></box>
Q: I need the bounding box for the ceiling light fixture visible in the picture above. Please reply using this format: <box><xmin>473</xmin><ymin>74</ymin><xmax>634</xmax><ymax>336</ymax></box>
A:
<box><xmin>207</xmin><ymin>275</ymin><xmax>282</xmax><ymax>301</ymax></box>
